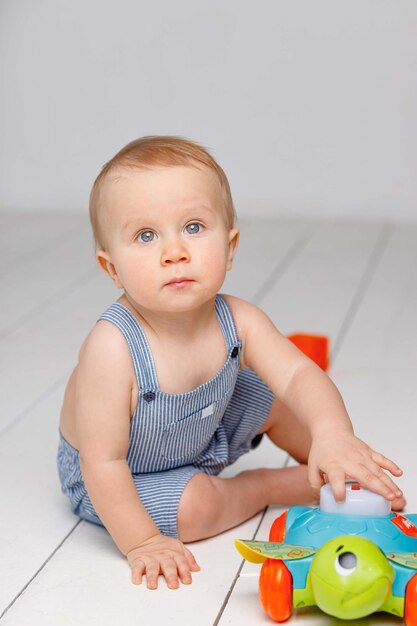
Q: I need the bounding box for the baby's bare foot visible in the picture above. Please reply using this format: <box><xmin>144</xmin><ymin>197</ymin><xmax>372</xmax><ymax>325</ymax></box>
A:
<box><xmin>263</xmin><ymin>464</ymin><xmax>317</xmax><ymax>506</ymax></box>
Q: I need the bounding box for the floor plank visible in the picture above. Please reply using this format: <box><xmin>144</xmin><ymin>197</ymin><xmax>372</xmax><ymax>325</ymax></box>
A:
<box><xmin>0</xmin><ymin>385</ymin><xmax>77</xmax><ymax>615</ymax></box>
<box><xmin>0</xmin><ymin>213</ymin><xmax>87</xmax><ymax>273</ymax></box>
<box><xmin>222</xmin><ymin>219</ymin><xmax>314</xmax><ymax>302</ymax></box>
<box><xmin>0</xmin><ymin>227</ymin><xmax>96</xmax><ymax>337</ymax></box>
<box><xmin>0</xmin><ymin>515</ymin><xmax>262</xmax><ymax>626</ymax></box>
<box><xmin>258</xmin><ymin>221</ymin><xmax>386</xmax><ymax>337</ymax></box>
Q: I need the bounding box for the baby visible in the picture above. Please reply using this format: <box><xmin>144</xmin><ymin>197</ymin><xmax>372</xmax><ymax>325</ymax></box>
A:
<box><xmin>58</xmin><ymin>135</ymin><xmax>404</xmax><ymax>590</ymax></box>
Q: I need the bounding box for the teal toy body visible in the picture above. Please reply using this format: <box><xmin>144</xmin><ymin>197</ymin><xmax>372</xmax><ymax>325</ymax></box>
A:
<box><xmin>236</xmin><ymin>483</ymin><xmax>417</xmax><ymax>623</ymax></box>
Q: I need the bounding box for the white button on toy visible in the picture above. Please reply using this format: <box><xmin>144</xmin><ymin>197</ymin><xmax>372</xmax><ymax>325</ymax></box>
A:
<box><xmin>320</xmin><ymin>481</ymin><xmax>391</xmax><ymax>517</ymax></box>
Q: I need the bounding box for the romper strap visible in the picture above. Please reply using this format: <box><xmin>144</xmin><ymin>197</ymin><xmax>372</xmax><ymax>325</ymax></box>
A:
<box><xmin>215</xmin><ymin>295</ymin><xmax>242</xmax><ymax>356</ymax></box>
<box><xmin>98</xmin><ymin>303</ymin><xmax>158</xmax><ymax>392</ymax></box>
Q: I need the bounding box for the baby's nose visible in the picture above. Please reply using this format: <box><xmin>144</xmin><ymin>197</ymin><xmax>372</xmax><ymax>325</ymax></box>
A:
<box><xmin>161</xmin><ymin>238</ymin><xmax>190</xmax><ymax>265</ymax></box>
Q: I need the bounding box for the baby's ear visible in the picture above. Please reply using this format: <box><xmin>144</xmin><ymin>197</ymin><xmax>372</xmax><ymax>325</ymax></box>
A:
<box><xmin>96</xmin><ymin>249</ymin><xmax>123</xmax><ymax>289</ymax></box>
<box><xmin>226</xmin><ymin>228</ymin><xmax>239</xmax><ymax>270</ymax></box>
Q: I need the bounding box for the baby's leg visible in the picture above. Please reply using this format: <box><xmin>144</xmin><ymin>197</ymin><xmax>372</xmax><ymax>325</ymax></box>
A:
<box><xmin>178</xmin><ymin>395</ymin><xmax>316</xmax><ymax>542</ymax></box>
<box><xmin>178</xmin><ymin>465</ymin><xmax>315</xmax><ymax>542</ymax></box>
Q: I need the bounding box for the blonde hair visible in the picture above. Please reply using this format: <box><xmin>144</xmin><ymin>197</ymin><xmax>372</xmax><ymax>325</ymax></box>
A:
<box><xmin>89</xmin><ymin>135</ymin><xmax>236</xmax><ymax>249</ymax></box>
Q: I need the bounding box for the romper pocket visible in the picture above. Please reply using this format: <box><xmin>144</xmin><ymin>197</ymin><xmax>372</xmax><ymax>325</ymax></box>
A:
<box><xmin>161</xmin><ymin>402</ymin><xmax>219</xmax><ymax>463</ymax></box>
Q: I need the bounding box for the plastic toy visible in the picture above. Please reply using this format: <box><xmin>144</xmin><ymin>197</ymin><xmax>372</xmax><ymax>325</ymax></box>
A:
<box><xmin>236</xmin><ymin>482</ymin><xmax>417</xmax><ymax>623</ymax></box>
<box><xmin>287</xmin><ymin>333</ymin><xmax>329</xmax><ymax>372</ymax></box>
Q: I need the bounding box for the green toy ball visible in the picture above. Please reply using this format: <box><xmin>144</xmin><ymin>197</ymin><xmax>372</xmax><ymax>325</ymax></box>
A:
<box><xmin>309</xmin><ymin>535</ymin><xmax>394</xmax><ymax>620</ymax></box>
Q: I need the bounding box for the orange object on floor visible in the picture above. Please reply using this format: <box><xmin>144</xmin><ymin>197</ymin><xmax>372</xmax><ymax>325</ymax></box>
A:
<box><xmin>259</xmin><ymin>559</ymin><xmax>293</xmax><ymax>622</ymax></box>
<box><xmin>404</xmin><ymin>572</ymin><xmax>417</xmax><ymax>626</ymax></box>
<box><xmin>288</xmin><ymin>334</ymin><xmax>329</xmax><ymax>371</ymax></box>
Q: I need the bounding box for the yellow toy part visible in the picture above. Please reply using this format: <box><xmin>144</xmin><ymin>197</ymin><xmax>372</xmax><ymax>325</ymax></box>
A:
<box><xmin>235</xmin><ymin>539</ymin><xmax>315</xmax><ymax>564</ymax></box>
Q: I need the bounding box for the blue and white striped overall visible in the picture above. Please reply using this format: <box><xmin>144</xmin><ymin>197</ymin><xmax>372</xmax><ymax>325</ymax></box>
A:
<box><xmin>57</xmin><ymin>295</ymin><xmax>274</xmax><ymax>537</ymax></box>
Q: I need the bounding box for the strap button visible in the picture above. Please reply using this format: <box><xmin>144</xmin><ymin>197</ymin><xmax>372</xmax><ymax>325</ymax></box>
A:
<box><xmin>231</xmin><ymin>346</ymin><xmax>239</xmax><ymax>358</ymax></box>
<box><xmin>143</xmin><ymin>391</ymin><xmax>156</xmax><ymax>403</ymax></box>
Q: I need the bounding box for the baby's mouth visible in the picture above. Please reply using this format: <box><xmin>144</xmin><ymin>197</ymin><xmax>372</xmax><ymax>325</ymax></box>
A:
<box><xmin>165</xmin><ymin>277</ymin><xmax>194</xmax><ymax>288</ymax></box>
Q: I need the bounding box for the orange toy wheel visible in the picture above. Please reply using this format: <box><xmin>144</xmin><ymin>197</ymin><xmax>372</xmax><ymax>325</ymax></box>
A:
<box><xmin>259</xmin><ymin>558</ymin><xmax>292</xmax><ymax>622</ymax></box>
<box><xmin>269</xmin><ymin>511</ymin><xmax>288</xmax><ymax>542</ymax></box>
<box><xmin>404</xmin><ymin>572</ymin><xmax>417</xmax><ymax>626</ymax></box>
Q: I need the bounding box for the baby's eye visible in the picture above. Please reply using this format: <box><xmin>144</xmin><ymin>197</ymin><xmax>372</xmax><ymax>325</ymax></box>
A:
<box><xmin>185</xmin><ymin>223</ymin><xmax>203</xmax><ymax>235</ymax></box>
<box><xmin>137</xmin><ymin>230</ymin><xmax>157</xmax><ymax>243</ymax></box>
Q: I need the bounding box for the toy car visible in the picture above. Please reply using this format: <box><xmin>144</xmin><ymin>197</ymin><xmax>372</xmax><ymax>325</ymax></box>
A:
<box><xmin>236</xmin><ymin>482</ymin><xmax>417</xmax><ymax>623</ymax></box>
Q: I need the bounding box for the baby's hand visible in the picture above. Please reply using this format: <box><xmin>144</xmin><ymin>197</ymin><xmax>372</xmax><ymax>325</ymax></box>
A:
<box><xmin>308</xmin><ymin>431</ymin><xmax>403</xmax><ymax>504</ymax></box>
<box><xmin>127</xmin><ymin>533</ymin><xmax>200</xmax><ymax>590</ymax></box>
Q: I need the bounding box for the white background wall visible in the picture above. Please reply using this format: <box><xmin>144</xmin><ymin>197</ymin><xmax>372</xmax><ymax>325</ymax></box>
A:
<box><xmin>0</xmin><ymin>0</ymin><xmax>416</xmax><ymax>221</ymax></box>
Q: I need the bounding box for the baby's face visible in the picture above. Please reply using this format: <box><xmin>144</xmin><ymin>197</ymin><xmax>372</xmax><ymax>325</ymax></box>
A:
<box><xmin>97</xmin><ymin>165</ymin><xmax>238</xmax><ymax>315</ymax></box>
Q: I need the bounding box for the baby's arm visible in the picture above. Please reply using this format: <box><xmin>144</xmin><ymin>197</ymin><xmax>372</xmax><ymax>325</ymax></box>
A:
<box><xmin>74</xmin><ymin>321</ymin><xmax>199</xmax><ymax>589</ymax></box>
<box><xmin>228</xmin><ymin>296</ymin><xmax>403</xmax><ymax>503</ymax></box>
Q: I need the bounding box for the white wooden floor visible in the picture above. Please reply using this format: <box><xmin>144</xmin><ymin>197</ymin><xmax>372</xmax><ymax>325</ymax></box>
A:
<box><xmin>1</xmin><ymin>213</ymin><xmax>416</xmax><ymax>626</ymax></box>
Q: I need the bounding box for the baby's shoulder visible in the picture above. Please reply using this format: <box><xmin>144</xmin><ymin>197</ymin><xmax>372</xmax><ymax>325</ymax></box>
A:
<box><xmin>69</xmin><ymin>320</ymin><xmax>136</xmax><ymax>425</ymax></box>
<box><xmin>219</xmin><ymin>294</ymin><xmax>270</xmax><ymax>334</ymax></box>
<box><xmin>78</xmin><ymin>318</ymin><xmax>132</xmax><ymax>374</ymax></box>
<box><xmin>220</xmin><ymin>293</ymin><xmax>264</xmax><ymax>317</ymax></box>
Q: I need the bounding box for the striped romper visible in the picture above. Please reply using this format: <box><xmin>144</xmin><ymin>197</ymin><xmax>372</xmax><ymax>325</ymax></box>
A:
<box><xmin>57</xmin><ymin>295</ymin><xmax>274</xmax><ymax>537</ymax></box>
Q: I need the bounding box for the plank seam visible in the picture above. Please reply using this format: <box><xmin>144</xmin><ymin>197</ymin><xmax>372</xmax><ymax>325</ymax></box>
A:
<box><xmin>0</xmin><ymin>376</ymin><xmax>67</xmax><ymax>439</ymax></box>
<box><xmin>0</xmin><ymin>267</ymin><xmax>97</xmax><ymax>341</ymax></box>
<box><xmin>212</xmin><ymin>507</ymin><xmax>267</xmax><ymax>626</ymax></box>
<box><xmin>331</xmin><ymin>222</ymin><xmax>393</xmax><ymax>363</ymax></box>
<box><xmin>251</xmin><ymin>224</ymin><xmax>315</xmax><ymax>305</ymax></box>
<box><xmin>0</xmin><ymin>520</ymin><xmax>82</xmax><ymax>621</ymax></box>
<box><xmin>0</xmin><ymin>221</ymin><xmax>88</xmax><ymax>275</ymax></box>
